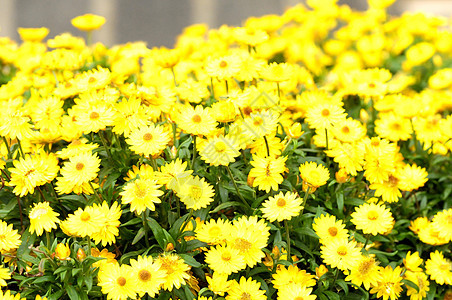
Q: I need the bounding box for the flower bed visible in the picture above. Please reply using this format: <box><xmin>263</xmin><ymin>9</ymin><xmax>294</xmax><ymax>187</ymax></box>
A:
<box><xmin>0</xmin><ymin>1</ymin><xmax>451</xmax><ymax>299</ymax></box>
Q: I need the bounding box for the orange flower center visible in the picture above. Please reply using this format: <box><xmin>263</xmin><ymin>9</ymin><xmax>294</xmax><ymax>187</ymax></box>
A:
<box><xmin>71</xmin><ymin>139</ymin><xmax>82</xmax><ymax>146</ymax></box>
<box><xmin>80</xmin><ymin>211</ymin><xmax>91</xmax><ymax>222</ymax></box>
<box><xmin>221</xmin><ymin>252</ymin><xmax>231</xmax><ymax>261</ymax></box>
<box><xmin>138</xmin><ymin>270</ymin><xmax>151</xmax><ymax>281</ymax></box>
<box><xmin>253</xmin><ymin>116</ymin><xmax>263</xmax><ymax>126</ymax></box>
<box><xmin>76</xmin><ymin>163</ymin><xmax>85</xmax><ymax>171</ymax></box>
<box><xmin>341</xmin><ymin>126</ymin><xmax>350</xmax><ymax>134</ymax></box>
<box><xmin>219</xmin><ymin>60</ymin><xmax>228</xmax><ymax>68</ymax></box>
<box><xmin>208</xmin><ymin>226</ymin><xmax>221</xmax><ymax>236</ymax></box>
<box><xmin>192</xmin><ymin>114</ymin><xmax>202</xmax><ymax>123</ymax></box>
<box><xmin>240</xmin><ymin>293</ymin><xmax>251</xmax><ymax>300</ymax></box>
<box><xmin>117</xmin><ymin>277</ymin><xmax>127</xmax><ymax>286</ymax></box>
<box><xmin>367</xmin><ymin>210</ymin><xmax>379</xmax><ymax>221</ymax></box>
<box><xmin>143</xmin><ymin>133</ymin><xmax>153</xmax><ymax>141</ymax></box>
<box><xmin>276</xmin><ymin>198</ymin><xmax>286</xmax><ymax>207</ymax></box>
<box><xmin>25</xmin><ymin>169</ymin><xmax>36</xmax><ymax>177</ymax></box>
<box><xmin>321</xmin><ymin>109</ymin><xmax>330</xmax><ymax>117</ymax></box>
<box><xmin>89</xmin><ymin>112</ymin><xmax>100</xmax><ymax>120</ymax></box>
<box><xmin>390</xmin><ymin>122</ymin><xmax>401</xmax><ymax>131</ymax></box>
<box><xmin>88</xmin><ymin>77</ymin><xmax>96</xmax><ymax>83</ymax></box>
<box><xmin>328</xmin><ymin>227</ymin><xmax>338</xmax><ymax>236</ymax></box>
<box><xmin>358</xmin><ymin>258</ymin><xmax>374</xmax><ymax>274</ymax></box>
<box><xmin>214</xmin><ymin>141</ymin><xmax>227</xmax><ymax>153</ymax></box>
<box><xmin>337</xmin><ymin>246</ymin><xmax>348</xmax><ymax>256</ymax></box>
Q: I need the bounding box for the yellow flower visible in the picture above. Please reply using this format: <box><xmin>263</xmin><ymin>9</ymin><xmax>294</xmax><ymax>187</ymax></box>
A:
<box><xmin>321</xmin><ymin>238</ymin><xmax>362</xmax><ymax>271</ymax></box>
<box><xmin>90</xmin><ymin>201</ymin><xmax>122</xmax><ymax>246</ymax></box>
<box><xmin>120</xmin><ymin>178</ymin><xmax>163</xmax><ymax>214</ymax></box>
<box><xmin>403</xmin><ymin>251</ymin><xmax>424</xmax><ymax>272</ymax></box>
<box><xmin>156</xmin><ymin>253</ymin><xmax>190</xmax><ymax>291</ymax></box>
<box><xmin>312</xmin><ymin>214</ymin><xmax>349</xmax><ymax>245</ymax></box>
<box><xmin>126</xmin><ymin>124</ymin><xmax>171</xmax><ymax>158</ymax></box>
<box><xmin>299</xmin><ymin>161</ymin><xmax>330</xmax><ymax>189</ymax></box>
<box><xmin>71</xmin><ymin>14</ymin><xmax>106</xmax><ymax>31</ymax></box>
<box><xmin>195</xmin><ymin>218</ymin><xmax>232</xmax><ymax>245</ymax></box>
<box><xmin>17</xmin><ymin>27</ymin><xmax>49</xmax><ymax>42</ymax></box>
<box><xmin>261</xmin><ymin>191</ymin><xmax>303</xmax><ymax>222</ymax></box>
<box><xmin>129</xmin><ymin>255</ymin><xmax>167</xmax><ymax>298</ymax></box>
<box><xmin>206</xmin><ymin>272</ymin><xmax>231</xmax><ymax>296</ymax></box>
<box><xmin>28</xmin><ymin>202</ymin><xmax>61</xmax><ymax>236</ymax></box>
<box><xmin>351</xmin><ymin>202</ymin><xmax>394</xmax><ymax>235</ymax></box>
<box><xmin>404</xmin><ymin>270</ymin><xmax>430</xmax><ymax>300</ymax></box>
<box><xmin>425</xmin><ymin>250</ymin><xmax>452</xmax><ymax>285</ymax></box>
<box><xmin>370</xmin><ymin>266</ymin><xmax>404</xmax><ymax>300</ymax></box>
<box><xmin>226</xmin><ymin>277</ymin><xmax>266</xmax><ymax>300</ymax></box>
<box><xmin>345</xmin><ymin>255</ymin><xmax>382</xmax><ymax>290</ymax></box>
<box><xmin>0</xmin><ymin>265</ymin><xmax>11</xmax><ymax>287</ymax></box>
<box><xmin>205</xmin><ymin>244</ymin><xmax>246</xmax><ymax>275</ymax></box>
<box><xmin>97</xmin><ymin>263</ymin><xmax>138</xmax><ymax>300</ymax></box>
<box><xmin>249</xmin><ymin>154</ymin><xmax>287</xmax><ymax>192</ymax></box>
<box><xmin>198</xmin><ymin>135</ymin><xmax>241</xmax><ymax>166</ymax></box>
<box><xmin>63</xmin><ymin>206</ymin><xmax>104</xmax><ymax>238</ymax></box>
<box><xmin>176</xmin><ymin>176</ymin><xmax>215</xmax><ymax>211</ymax></box>
<box><xmin>431</xmin><ymin>208</ymin><xmax>452</xmax><ymax>242</ymax></box>
<box><xmin>272</xmin><ymin>265</ymin><xmax>316</xmax><ymax>290</ymax></box>
<box><xmin>55</xmin><ymin>243</ymin><xmax>71</xmax><ymax>260</ymax></box>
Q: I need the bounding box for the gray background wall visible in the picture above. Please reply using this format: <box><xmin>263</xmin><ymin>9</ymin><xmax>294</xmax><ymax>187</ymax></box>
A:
<box><xmin>1</xmin><ymin>0</ymin><xmax>451</xmax><ymax>48</ymax></box>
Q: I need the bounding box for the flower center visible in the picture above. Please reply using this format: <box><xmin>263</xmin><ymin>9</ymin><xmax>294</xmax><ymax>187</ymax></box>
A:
<box><xmin>192</xmin><ymin>114</ymin><xmax>202</xmax><ymax>123</ymax></box>
<box><xmin>276</xmin><ymin>198</ymin><xmax>286</xmax><ymax>207</ymax></box>
<box><xmin>358</xmin><ymin>258</ymin><xmax>374</xmax><ymax>274</ymax></box>
<box><xmin>439</xmin><ymin>264</ymin><xmax>450</xmax><ymax>271</ymax></box>
<box><xmin>71</xmin><ymin>139</ymin><xmax>82</xmax><ymax>146</ymax></box>
<box><xmin>221</xmin><ymin>252</ymin><xmax>231</xmax><ymax>261</ymax></box>
<box><xmin>367</xmin><ymin>210</ymin><xmax>379</xmax><ymax>221</ymax></box>
<box><xmin>253</xmin><ymin>116</ymin><xmax>263</xmax><ymax>126</ymax></box>
<box><xmin>88</xmin><ymin>77</ymin><xmax>96</xmax><ymax>83</ymax></box>
<box><xmin>80</xmin><ymin>211</ymin><xmax>91</xmax><ymax>222</ymax></box>
<box><xmin>189</xmin><ymin>186</ymin><xmax>202</xmax><ymax>200</ymax></box>
<box><xmin>337</xmin><ymin>246</ymin><xmax>348</xmax><ymax>256</ymax></box>
<box><xmin>138</xmin><ymin>270</ymin><xmax>151</xmax><ymax>281</ymax></box>
<box><xmin>219</xmin><ymin>60</ymin><xmax>228</xmax><ymax>68</ymax></box>
<box><xmin>214</xmin><ymin>141</ymin><xmax>227</xmax><ymax>153</ymax></box>
<box><xmin>24</xmin><ymin>169</ymin><xmax>36</xmax><ymax>177</ymax></box>
<box><xmin>89</xmin><ymin>112</ymin><xmax>100</xmax><ymax>120</ymax></box>
<box><xmin>143</xmin><ymin>133</ymin><xmax>153</xmax><ymax>141</ymax></box>
<box><xmin>234</xmin><ymin>238</ymin><xmax>252</xmax><ymax>252</ymax></box>
<box><xmin>390</xmin><ymin>122</ymin><xmax>401</xmax><ymax>131</ymax></box>
<box><xmin>446</xmin><ymin>215</ymin><xmax>452</xmax><ymax>224</ymax></box>
<box><xmin>208</xmin><ymin>226</ymin><xmax>221</xmax><ymax>236</ymax></box>
<box><xmin>321</xmin><ymin>109</ymin><xmax>330</xmax><ymax>117</ymax></box>
<box><xmin>117</xmin><ymin>276</ymin><xmax>126</xmax><ymax>286</ymax></box>
<box><xmin>76</xmin><ymin>163</ymin><xmax>85</xmax><ymax>171</ymax></box>
<box><xmin>328</xmin><ymin>227</ymin><xmax>338</xmax><ymax>236</ymax></box>
<box><xmin>341</xmin><ymin>126</ymin><xmax>350</xmax><ymax>134</ymax></box>
<box><xmin>135</xmin><ymin>185</ymin><xmax>147</xmax><ymax>198</ymax></box>
<box><xmin>240</xmin><ymin>293</ymin><xmax>251</xmax><ymax>300</ymax></box>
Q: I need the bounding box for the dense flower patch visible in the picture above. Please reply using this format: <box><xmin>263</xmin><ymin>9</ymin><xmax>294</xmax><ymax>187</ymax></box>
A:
<box><xmin>0</xmin><ymin>0</ymin><xmax>451</xmax><ymax>299</ymax></box>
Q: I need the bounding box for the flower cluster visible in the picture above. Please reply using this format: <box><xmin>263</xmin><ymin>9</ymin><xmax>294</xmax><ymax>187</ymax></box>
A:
<box><xmin>0</xmin><ymin>0</ymin><xmax>451</xmax><ymax>299</ymax></box>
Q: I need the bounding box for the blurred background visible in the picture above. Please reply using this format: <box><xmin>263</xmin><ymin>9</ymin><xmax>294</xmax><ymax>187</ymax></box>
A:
<box><xmin>1</xmin><ymin>0</ymin><xmax>451</xmax><ymax>48</ymax></box>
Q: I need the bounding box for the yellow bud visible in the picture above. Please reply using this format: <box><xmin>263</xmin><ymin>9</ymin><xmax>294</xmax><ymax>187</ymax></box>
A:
<box><xmin>55</xmin><ymin>243</ymin><xmax>71</xmax><ymax>261</ymax></box>
<box><xmin>26</xmin><ymin>266</ymin><xmax>32</xmax><ymax>273</ymax></box>
<box><xmin>165</xmin><ymin>243</ymin><xmax>175</xmax><ymax>252</ymax></box>
<box><xmin>335</xmin><ymin>168</ymin><xmax>349</xmax><ymax>183</ymax></box>
<box><xmin>247</xmin><ymin>174</ymin><xmax>255</xmax><ymax>187</ymax></box>
<box><xmin>77</xmin><ymin>248</ymin><xmax>86</xmax><ymax>261</ymax></box>
<box><xmin>359</xmin><ymin>108</ymin><xmax>369</xmax><ymax>123</ymax></box>
<box><xmin>302</xmin><ymin>181</ymin><xmax>317</xmax><ymax>193</ymax></box>
<box><xmin>272</xmin><ymin>246</ymin><xmax>280</xmax><ymax>257</ymax></box>
<box><xmin>287</xmin><ymin>122</ymin><xmax>304</xmax><ymax>139</ymax></box>
<box><xmin>316</xmin><ymin>264</ymin><xmax>328</xmax><ymax>279</ymax></box>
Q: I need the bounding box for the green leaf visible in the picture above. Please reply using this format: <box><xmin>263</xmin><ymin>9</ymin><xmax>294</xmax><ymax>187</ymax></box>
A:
<box><xmin>210</xmin><ymin>201</ymin><xmax>246</xmax><ymax>213</ymax></box>
<box><xmin>66</xmin><ymin>285</ymin><xmax>79</xmax><ymax>300</ymax></box>
<box><xmin>120</xmin><ymin>217</ymin><xmax>142</xmax><ymax>227</ymax></box>
<box><xmin>85</xmin><ymin>275</ymin><xmax>93</xmax><ymax>292</ymax></box>
<box><xmin>179</xmin><ymin>254</ymin><xmax>202</xmax><ymax>268</ymax></box>
<box><xmin>132</xmin><ymin>227</ymin><xmax>145</xmax><ymax>245</ymax></box>
<box><xmin>323</xmin><ymin>291</ymin><xmax>341</xmax><ymax>300</ymax></box>
<box><xmin>119</xmin><ymin>249</ymin><xmax>145</xmax><ymax>264</ymax></box>
<box><xmin>402</xmin><ymin>279</ymin><xmax>419</xmax><ymax>292</ymax></box>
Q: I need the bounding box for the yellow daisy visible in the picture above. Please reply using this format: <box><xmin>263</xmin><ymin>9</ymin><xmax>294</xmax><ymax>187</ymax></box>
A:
<box><xmin>28</xmin><ymin>202</ymin><xmax>61</xmax><ymax>236</ymax></box>
<box><xmin>261</xmin><ymin>191</ymin><xmax>303</xmax><ymax>222</ymax></box>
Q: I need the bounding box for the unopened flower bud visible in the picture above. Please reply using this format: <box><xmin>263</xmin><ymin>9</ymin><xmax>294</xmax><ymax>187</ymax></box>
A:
<box><xmin>165</xmin><ymin>243</ymin><xmax>174</xmax><ymax>252</ymax></box>
<box><xmin>287</xmin><ymin>122</ymin><xmax>303</xmax><ymax>139</ymax></box>
<box><xmin>335</xmin><ymin>168</ymin><xmax>349</xmax><ymax>183</ymax></box>
<box><xmin>55</xmin><ymin>243</ymin><xmax>71</xmax><ymax>261</ymax></box>
<box><xmin>316</xmin><ymin>264</ymin><xmax>328</xmax><ymax>279</ymax></box>
<box><xmin>77</xmin><ymin>248</ymin><xmax>86</xmax><ymax>261</ymax></box>
<box><xmin>247</xmin><ymin>174</ymin><xmax>255</xmax><ymax>187</ymax></box>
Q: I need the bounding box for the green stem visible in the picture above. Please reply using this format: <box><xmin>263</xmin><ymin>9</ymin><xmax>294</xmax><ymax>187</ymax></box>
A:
<box><xmin>86</xmin><ymin>236</ymin><xmax>92</xmax><ymax>254</ymax></box>
<box><xmin>17</xmin><ymin>139</ymin><xmax>25</xmax><ymax>158</ymax></box>
<box><xmin>332</xmin><ymin>268</ymin><xmax>340</xmax><ymax>288</ymax></box>
<box><xmin>210</xmin><ymin>77</ymin><xmax>215</xmax><ymax>100</ymax></box>
<box><xmin>172</xmin><ymin>123</ymin><xmax>179</xmax><ymax>148</ymax></box>
<box><xmin>263</xmin><ymin>136</ymin><xmax>270</xmax><ymax>157</ymax></box>
<box><xmin>52</xmin><ymin>70</ymin><xmax>59</xmax><ymax>87</ymax></box>
<box><xmin>142</xmin><ymin>210</ymin><xmax>150</xmax><ymax>248</ymax></box>
<box><xmin>88</xmin><ymin>181</ymin><xmax>102</xmax><ymax>204</ymax></box>
<box><xmin>276</xmin><ymin>82</ymin><xmax>281</xmax><ymax>104</ymax></box>
<box><xmin>191</xmin><ymin>135</ymin><xmax>197</xmax><ymax>170</ymax></box>
<box><xmin>46</xmin><ymin>231</ymin><xmax>51</xmax><ymax>251</ymax></box>
<box><xmin>298</xmin><ymin>186</ymin><xmax>311</xmax><ymax>217</ymax></box>
<box><xmin>409</xmin><ymin>118</ymin><xmax>420</xmax><ymax>154</ymax></box>
<box><xmin>2</xmin><ymin>137</ymin><xmax>11</xmax><ymax>159</ymax></box>
<box><xmin>284</xmin><ymin>220</ymin><xmax>292</xmax><ymax>263</ymax></box>
<box><xmin>99</xmin><ymin>131</ymin><xmax>114</xmax><ymax>163</ymax></box>
<box><xmin>325</xmin><ymin>128</ymin><xmax>329</xmax><ymax>151</ymax></box>
<box><xmin>179</xmin><ymin>209</ymin><xmax>194</xmax><ymax>238</ymax></box>
<box><xmin>225</xmin><ymin>166</ymin><xmax>252</xmax><ymax>213</ymax></box>
<box><xmin>149</xmin><ymin>156</ymin><xmax>158</xmax><ymax>171</ymax></box>
<box><xmin>86</xmin><ymin>31</ymin><xmax>93</xmax><ymax>46</ymax></box>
